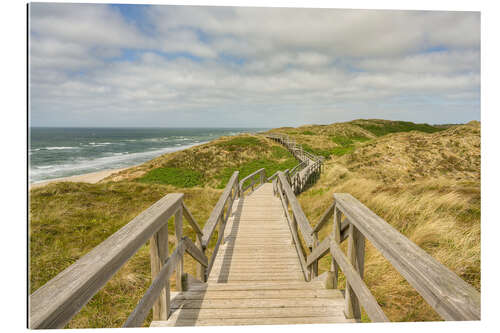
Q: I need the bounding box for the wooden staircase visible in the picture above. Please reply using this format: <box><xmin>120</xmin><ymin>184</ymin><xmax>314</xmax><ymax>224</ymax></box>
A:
<box><xmin>151</xmin><ymin>184</ymin><xmax>354</xmax><ymax>326</ymax></box>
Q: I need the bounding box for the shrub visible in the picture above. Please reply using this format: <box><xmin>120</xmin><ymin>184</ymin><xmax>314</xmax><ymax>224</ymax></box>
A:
<box><xmin>356</xmin><ymin>121</ymin><xmax>443</xmax><ymax>137</ymax></box>
<box><xmin>138</xmin><ymin>167</ymin><xmax>204</xmax><ymax>187</ymax></box>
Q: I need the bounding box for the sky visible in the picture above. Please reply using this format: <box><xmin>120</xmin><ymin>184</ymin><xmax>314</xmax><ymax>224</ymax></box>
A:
<box><xmin>29</xmin><ymin>3</ymin><xmax>480</xmax><ymax>127</ymax></box>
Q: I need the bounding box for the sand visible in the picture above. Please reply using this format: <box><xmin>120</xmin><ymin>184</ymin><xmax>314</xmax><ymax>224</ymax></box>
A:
<box><xmin>29</xmin><ymin>167</ymin><xmax>130</xmax><ymax>190</ymax></box>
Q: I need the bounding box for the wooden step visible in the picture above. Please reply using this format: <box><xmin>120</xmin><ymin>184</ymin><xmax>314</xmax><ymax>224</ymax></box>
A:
<box><xmin>151</xmin><ymin>316</ymin><xmax>355</xmax><ymax>326</ymax></box>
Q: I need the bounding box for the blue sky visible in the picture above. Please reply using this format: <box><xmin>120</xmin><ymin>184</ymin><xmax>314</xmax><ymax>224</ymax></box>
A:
<box><xmin>29</xmin><ymin>3</ymin><xmax>480</xmax><ymax>127</ymax></box>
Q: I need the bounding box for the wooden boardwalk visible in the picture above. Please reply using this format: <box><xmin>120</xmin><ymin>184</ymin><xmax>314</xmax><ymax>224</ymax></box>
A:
<box><xmin>30</xmin><ymin>134</ymin><xmax>480</xmax><ymax>328</ymax></box>
<box><xmin>151</xmin><ymin>183</ymin><xmax>353</xmax><ymax>327</ymax></box>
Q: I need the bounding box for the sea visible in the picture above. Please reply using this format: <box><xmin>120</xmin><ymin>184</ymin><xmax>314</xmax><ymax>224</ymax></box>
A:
<box><xmin>29</xmin><ymin>127</ymin><xmax>268</xmax><ymax>184</ymax></box>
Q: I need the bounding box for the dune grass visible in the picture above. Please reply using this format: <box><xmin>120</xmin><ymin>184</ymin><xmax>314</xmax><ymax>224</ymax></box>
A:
<box><xmin>297</xmin><ymin>123</ymin><xmax>480</xmax><ymax>322</ymax></box>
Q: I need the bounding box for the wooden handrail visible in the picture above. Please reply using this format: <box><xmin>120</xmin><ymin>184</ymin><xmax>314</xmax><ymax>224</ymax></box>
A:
<box><xmin>276</xmin><ymin>177</ymin><xmax>309</xmax><ymax>280</ymax></box>
<box><xmin>329</xmin><ymin>240</ymin><xmax>389</xmax><ymax>322</ymax></box>
<box><xmin>201</xmin><ymin>171</ymin><xmax>239</xmax><ymax>248</ymax></box>
<box><xmin>239</xmin><ymin>168</ymin><xmax>266</xmax><ymax>195</ymax></box>
<box><xmin>267</xmin><ymin>171</ymin><xmax>279</xmax><ymax>182</ymax></box>
<box><xmin>305</xmin><ymin>193</ymin><xmax>480</xmax><ymax>322</ymax></box>
<box><xmin>334</xmin><ymin>193</ymin><xmax>480</xmax><ymax>321</ymax></box>
<box><xmin>123</xmin><ymin>240</ymin><xmax>185</xmax><ymax>327</ymax></box>
<box><xmin>276</xmin><ymin>172</ymin><xmax>313</xmax><ymax>247</ymax></box>
<box><xmin>30</xmin><ymin>193</ymin><xmax>185</xmax><ymax>329</ymax></box>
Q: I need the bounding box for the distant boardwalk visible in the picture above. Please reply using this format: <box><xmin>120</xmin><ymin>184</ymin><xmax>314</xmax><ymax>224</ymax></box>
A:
<box><xmin>30</xmin><ymin>134</ymin><xmax>479</xmax><ymax>328</ymax></box>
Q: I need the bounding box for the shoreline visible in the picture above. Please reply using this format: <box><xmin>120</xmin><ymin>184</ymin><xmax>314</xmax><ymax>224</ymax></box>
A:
<box><xmin>29</xmin><ymin>140</ymin><xmax>212</xmax><ymax>190</ymax></box>
<box><xmin>29</xmin><ymin>166</ymin><xmax>132</xmax><ymax>190</ymax></box>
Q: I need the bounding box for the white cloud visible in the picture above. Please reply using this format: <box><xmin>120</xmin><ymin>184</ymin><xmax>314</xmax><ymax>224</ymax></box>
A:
<box><xmin>29</xmin><ymin>4</ymin><xmax>481</xmax><ymax>126</ymax></box>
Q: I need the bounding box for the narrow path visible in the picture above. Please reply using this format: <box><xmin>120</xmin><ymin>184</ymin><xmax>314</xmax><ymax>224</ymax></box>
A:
<box><xmin>151</xmin><ymin>183</ymin><xmax>353</xmax><ymax>326</ymax></box>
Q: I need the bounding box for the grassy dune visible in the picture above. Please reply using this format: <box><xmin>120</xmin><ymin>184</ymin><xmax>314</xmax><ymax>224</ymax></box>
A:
<box><xmin>29</xmin><ymin>120</ymin><xmax>481</xmax><ymax>327</ymax></box>
<box><xmin>291</xmin><ymin>120</ymin><xmax>480</xmax><ymax>321</ymax></box>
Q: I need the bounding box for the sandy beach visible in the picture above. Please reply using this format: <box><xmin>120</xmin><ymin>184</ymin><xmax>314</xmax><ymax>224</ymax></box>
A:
<box><xmin>29</xmin><ymin>167</ymin><xmax>130</xmax><ymax>190</ymax></box>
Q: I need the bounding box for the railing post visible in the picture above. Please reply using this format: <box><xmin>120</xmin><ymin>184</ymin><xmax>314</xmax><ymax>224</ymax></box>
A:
<box><xmin>196</xmin><ymin>233</ymin><xmax>206</xmax><ymax>282</ymax></box>
<box><xmin>174</xmin><ymin>205</ymin><xmax>185</xmax><ymax>291</ymax></box>
<box><xmin>150</xmin><ymin>222</ymin><xmax>170</xmax><ymax>320</ymax></box>
<box><xmin>311</xmin><ymin>232</ymin><xmax>319</xmax><ymax>278</ymax></box>
<box><xmin>331</xmin><ymin>205</ymin><xmax>341</xmax><ymax>289</ymax></box>
<box><xmin>344</xmin><ymin>223</ymin><xmax>365</xmax><ymax>320</ymax></box>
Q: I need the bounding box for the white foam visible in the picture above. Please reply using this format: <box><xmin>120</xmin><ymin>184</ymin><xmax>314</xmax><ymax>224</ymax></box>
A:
<box><xmin>29</xmin><ymin>142</ymin><xmax>207</xmax><ymax>183</ymax></box>
<box><xmin>45</xmin><ymin>146</ymin><xmax>79</xmax><ymax>150</ymax></box>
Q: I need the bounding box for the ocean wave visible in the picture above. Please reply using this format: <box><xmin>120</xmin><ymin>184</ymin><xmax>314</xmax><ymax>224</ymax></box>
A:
<box><xmin>44</xmin><ymin>146</ymin><xmax>79</xmax><ymax>150</ymax></box>
<box><xmin>30</xmin><ymin>142</ymin><xmax>207</xmax><ymax>183</ymax></box>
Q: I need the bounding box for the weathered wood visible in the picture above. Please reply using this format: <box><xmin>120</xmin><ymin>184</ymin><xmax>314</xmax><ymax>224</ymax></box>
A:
<box><xmin>277</xmin><ymin>181</ymin><xmax>309</xmax><ymax>280</ymax></box>
<box><xmin>201</xmin><ymin>171</ymin><xmax>239</xmax><ymax>247</ymax></box>
<box><xmin>183</xmin><ymin>236</ymin><xmax>208</xmax><ymax>267</ymax></box>
<box><xmin>151</xmin><ymin>316</ymin><xmax>354</xmax><ymax>326</ymax></box>
<box><xmin>277</xmin><ymin>172</ymin><xmax>313</xmax><ymax>246</ymax></box>
<box><xmin>344</xmin><ymin>223</ymin><xmax>365</xmax><ymax>320</ymax></box>
<box><xmin>171</xmin><ymin>297</ymin><xmax>345</xmax><ymax>309</ymax></box>
<box><xmin>123</xmin><ymin>241</ymin><xmax>185</xmax><ymax>327</ymax></box>
<box><xmin>306</xmin><ymin>235</ymin><xmax>331</xmax><ymax>266</ymax></box>
<box><xmin>332</xmin><ymin>206</ymin><xmax>341</xmax><ymax>289</ymax></box>
<box><xmin>239</xmin><ymin>168</ymin><xmax>265</xmax><ymax>195</ymax></box>
<box><xmin>181</xmin><ymin>202</ymin><xmax>203</xmax><ymax>237</ymax></box>
<box><xmin>157</xmin><ymin>305</ymin><xmax>344</xmax><ymax>319</ymax></box>
<box><xmin>29</xmin><ymin>193</ymin><xmax>184</xmax><ymax>329</ymax></box>
<box><xmin>334</xmin><ymin>193</ymin><xmax>480</xmax><ymax>321</ymax></box>
<box><xmin>150</xmin><ymin>223</ymin><xmax>170</xmax><ymax>321</ymax></box>
<box><xmin>175</xmin><ymin>205</ymin><xmax>184</xmax><ymax>292</ymax></box>
<box><xmin>330</xmin><ymin>240</ymin><xmax>389</xmax><ymax>322</ymax></box>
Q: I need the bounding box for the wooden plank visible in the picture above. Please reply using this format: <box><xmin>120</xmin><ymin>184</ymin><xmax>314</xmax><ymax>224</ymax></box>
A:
<box><xmin>149</xmin><ymin>223</ymin><xmax>169</xmax><ymax>321</ymax></box>
<box><xmin>208</xmin><ymin>275</ymin><xmax>303</xmax><ymax>282</ymax></box>
<box><xmin>161</xmin><ymin>306</ymin><xmax>344</xmax><ymax>320</ymax></box>
<box><xmin>183</xmin><ymin>236</ymin><xmax>208</xmax><ymax>267</ymax></box>
<box><xmin>188</xmin><ymin>281</ymin><xmax>325</xmax><ymax>291</ymax></box>
<box><xmin>334</xmin><ymin>193</ymin><xmax>480</xmax><ymax>321</ymax></box>
<box><xmin>277</xmin><ymin>172</ymin><xmax>313</xmax><ymax>246</ymax></box>
<box><xmin>171</xmin><ymin>297</ymin><xmax>345</xmax><ymax>309</ymax></box>
<box><xmin>181</xmin><ymin>202</ymin><xmax>203</xmax><ymax>237</ymax></box>
<box><xmin>151</xmin><ymin>316</ymin><xmax>354</xmax><ymax>326</ymax></box>
<box><xmin>170</xmin><ymin>289</ymin><xmax>344</xmax><ymax>300</ymax></box>
<box><xmin>123</xmin><ymin>241</ymin><xmax>185</xmax><ymax>327</ymax></box>
<box><xmin>330</xmin><ymin>240</ymin><xmax>389</xmax><ymax>322</ymax></box>
<box><xmin>30</xmin><ymin>193</ymin><xmax>184</xmax><ymax>329</ymax></box>
<box><xmin>201</xmin><ymin>171</ymin><xmax>238</xmax><ymax>247</ymax></box>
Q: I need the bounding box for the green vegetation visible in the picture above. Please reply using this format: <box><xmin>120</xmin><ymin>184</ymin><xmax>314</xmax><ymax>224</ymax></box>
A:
<box><xmin>301</xmin><ymin>130</ymin><xmax>315</xmax><ymax>135</ymax></box>
<box><xmin>354</xmin><ymin>120</ymin><xmax>444</xmax><ymax>137</ymax></box>
<box><xmin>138</xmin><ymin>167</ymin><xmax>204</xmax><ymax>187</ymax></box>
<box><xmin>329</xmin><ymin>135</ymin><xmax>371</xmax><ymax>156</ymax></box>
<box><xmin>271</xmin><ymin>146</ymin><xmax>291</xmax><ymax>159</ymax></box>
